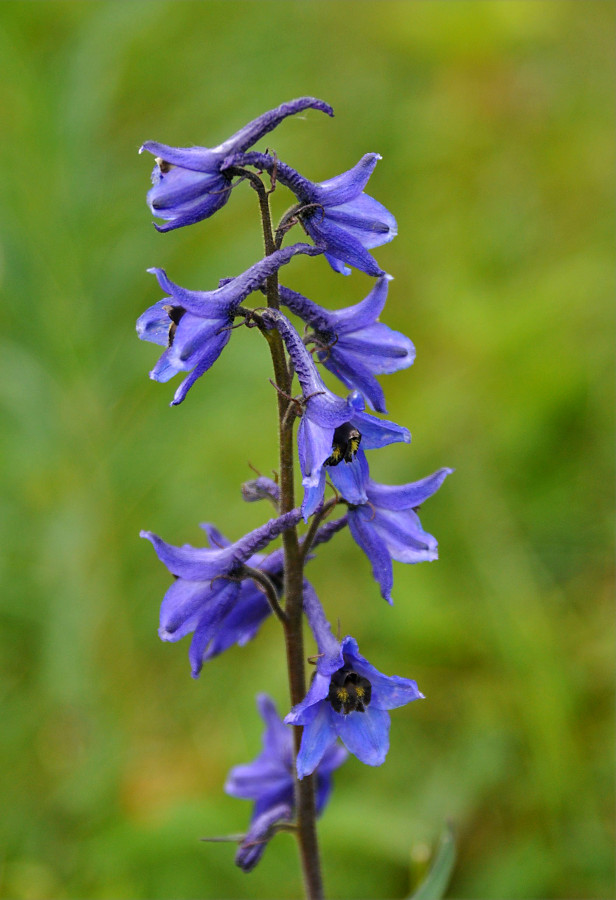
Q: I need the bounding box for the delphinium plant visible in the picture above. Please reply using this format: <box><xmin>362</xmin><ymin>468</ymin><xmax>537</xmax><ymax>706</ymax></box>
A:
<box><xmin>137</xmin><ymin>98</ymin><xmax>451</xmax><ymax>900</ymax></box>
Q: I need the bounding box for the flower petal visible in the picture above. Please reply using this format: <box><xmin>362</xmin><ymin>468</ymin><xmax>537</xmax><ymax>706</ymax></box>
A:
<box><xmin>327</xmin><ymin>450</ymin><xmax>369</xmax><ymax>506</ymax></box>
<box><xmin>367</xmin><ymin>467</ymin><xmax>453</xmax><ymax>511</ymax></box>
<box><xmin>302</xmin><ymin>581</ymin><xmax>344</xmax><ymax>675</ymax></box>
<box><xmin>303</xmin><ymin>214</ymin><xmax>385</xmax><ymax>277</ymax></box>
<box><xmin>328</xmin><ymin>275</ymin><xmax>391</xmax><ymax>332</ymax></box>
<box><xmin>235</xmin><ymin>802</ymin><xmax>293</xmax><ymax>872</ymax></box>
<box><xmin>312</xmin><ymin>153</ymin><xmax>380</xmax><ymax>206</ymax></box>
<box><xmin>351</xmin><ymin>410</ymin><xmax>410</xmax><ymax>450</ymax></box>
<box><xmin>371</xmin><ymin>507</ymin><xmax>439</xmax><ymax>563</ymax></box>
<box><xmin>325</xmin><ymin>192</ymin><xmax>397</xmax><ymax>249</ymax></box>
<box><xmin>341</xmin><ymin>636</ymin><xmax>425</xmax><ymax>710</ymax></box>
<box><xmin>294</xmin><ymin>702</ymin><xmax>338</xmax><ymax>779</ymax></box>
<box><xmin>188</xmin><ymin>579</ymin><xmax>242</xmax><ymax>677</ymax></box>
<box><xmin>348</xmin><ymin>508</ymin><xmax>394</xmax><ymax>603</ymax></box>
<box><xmin>335</xmin><ymin>706</ymin><xmax>390</xmax><ymax>766</ymax></box>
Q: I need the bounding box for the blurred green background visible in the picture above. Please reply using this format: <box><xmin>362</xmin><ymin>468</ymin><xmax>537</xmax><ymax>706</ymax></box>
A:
<box><xmin>0</xmin><ymin>2</ymin><xmax>613</xmax><ymax>898</ymax></box>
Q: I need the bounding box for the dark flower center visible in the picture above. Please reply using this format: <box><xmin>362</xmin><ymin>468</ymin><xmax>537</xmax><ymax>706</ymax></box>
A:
<box><xmin>163</xmin><ymin>305</ymin><xmax>186</xmax><ymax>347</ymax></box>
<box><xmin>325</xmin><ymin>422</ymin><xmax>361</xmax><ymax>467</ymax></box>
<box><xmin>327</xmin><ymin>667</ymin><xmax>372</xmax><ymax>715</ymax></box>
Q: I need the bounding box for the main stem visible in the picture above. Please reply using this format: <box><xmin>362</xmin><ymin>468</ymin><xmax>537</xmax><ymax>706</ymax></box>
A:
<box><xmin>251</xmin><ymin>176</ymin><xmax>324</xmax><ymax>899</ymax></box>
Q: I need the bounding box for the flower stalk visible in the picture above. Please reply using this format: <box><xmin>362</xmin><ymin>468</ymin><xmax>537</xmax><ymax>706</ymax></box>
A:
<box><xmin>137</xmin><ymin>99</ymin><xmax>450</xmax><ymax>899</ymax></box>
<box><xmin>248</xmin><ymin>168</ymin><xmax>324</xmax><ymax>899</ymax></box>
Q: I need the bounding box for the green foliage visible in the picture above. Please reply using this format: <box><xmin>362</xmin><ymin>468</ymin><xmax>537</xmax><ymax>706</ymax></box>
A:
<box><xmin>0</xmin><ymin>2</ymin><xmax>613</xmax><ymax>898</ymax></box>
<box><xmin>410</xmin><ymin>824</ymin><xmax>455</xmax><ymax>900</ymax></box>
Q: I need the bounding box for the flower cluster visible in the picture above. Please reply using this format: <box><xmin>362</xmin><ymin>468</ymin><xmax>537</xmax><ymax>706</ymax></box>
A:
<box><xmin>138</xmin><ymin>99</ymin><xmax>449</xmax><ymax>874</ymax></box>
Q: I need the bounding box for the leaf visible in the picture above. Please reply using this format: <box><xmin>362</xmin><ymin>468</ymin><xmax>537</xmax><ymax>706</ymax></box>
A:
<box><xmin>410</xmin><ymin>823</ymin><xmax>456</xmax><ymax>900</ymax></box>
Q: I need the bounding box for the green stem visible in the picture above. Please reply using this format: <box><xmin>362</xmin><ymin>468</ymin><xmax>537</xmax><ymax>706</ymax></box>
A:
<box><xmin>244</xmin><ymin>170</ymin><xmax>324</xmax><ymax>900</ymax></box>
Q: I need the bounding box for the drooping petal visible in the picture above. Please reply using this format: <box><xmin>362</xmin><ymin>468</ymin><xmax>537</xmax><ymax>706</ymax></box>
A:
<box><xmin>136</xmin><ymin>298</ymin><xmax>176</xmax><ymax>347</ymax></box>
<box><xmin>347</xmin><ymin>507</ymin><xmax>395</xmax><ymax>603</ymax></box>
<box><xmin>158</xmin><ymin>577</ymin><xmax>231</xmax><ymax>641</ymax></box>
<box><xmin>321</xmin><ymin>351</ymin><xmax>387</xmax><ymax>414</ymax></box>
<box><xmin>169</xmin><ymin>331</ymin><xmax>232</xmax><ymax>405</ymax></box>
<box><xmin>257</xmin><ymin>694</ymin><xmax>293</xmax><ymax>762</ymax></box>
<box><xmin>327</xmin><ymin>450</ymin><xmax>369</xmax><ymax>506</ymax></box>
<box><xmin>325</xmin><ymin>192</ymin><xmax>397</xmax><ymax>249</ymax></box>
<box><xmin>303</xmin><ymin>214</ymin><xmax>385</xmax><ymax>277</ymax></box>
<box><xmin>168</xmin><ymin>313</ymin><xmax>232</xmax><ymax>370</ymax></box>
<box><xmin>201</xmin><ymin>584</ymin><xmax>270</xmax><ymax>661</ymax></box>
<box><xmin>188</xmin><ymin>579</ymin><xmax>242</xmax><ymax>677</ymax></box>
<box><xmin>335</xmin><ymin>706</ymin><xmax>391</xmax><ymax>766</ymax></box>
<box><xmin>147</xmin><ymin>170</ymin><xmax>232</xmax><ymax>231</ymax></box>
<box><xmin>294</xmin><ymin>702</ymin><xmax>338</xmax><ymax>779</ymax></box>
<box><xmin>370</xmin><ymin>507</ymin><xmax>439</xmax><ymax>564</ymax></box>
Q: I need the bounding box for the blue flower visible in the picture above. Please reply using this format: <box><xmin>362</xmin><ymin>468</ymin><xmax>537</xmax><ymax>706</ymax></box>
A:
<box><xmin>285</xmin><ymin>636</ymin><xmax>423</xmax><ymax>778</ymax></box>
<box><xmin>259</xmin><ymin>309</ymin><xmax>410</xmax><ymax>519</ymax></box>
<box><xmin>140</xmin><ymin>98</ymin><xmax>333</xmax><ymax>232</ymax></box>
<box><xmin>141</xmin><ymin>510</ymin><xmax>301</xmax><ymax>677</ymax></box>
<box><xmin>142</xmin><ymin>508</ymin><xmax>347</xmax><ymax>677</ymax></box>
<box><xmin>279</xmin><ymin>275</ymin><xmax>414</xmax><ymax>412</ymax></box>
<box><xmin>328</xmin><ymin>450</ymin><xmax>453</xmax><ymax>603</ymax></box>
<box><xmin>225</xmin><ymin>694</ymin><xmax>347</xmax><ymax>871</ymax></box>
<box><xmin>222</xmin><ymin>151</ymin><xmax>396</xmax><ymax>276</ymax></box>
<box><xmin>136</xmin><ymin>243</ymin><xmax>321</xmax><ymax>405</ymax></box>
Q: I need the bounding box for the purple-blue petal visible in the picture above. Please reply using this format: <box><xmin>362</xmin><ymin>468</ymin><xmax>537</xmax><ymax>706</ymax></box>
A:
<box><xmin>235</xmin><ymin>802</ymin><xmax>293</xmax><ymax>872</ymax></box>
<box><xmin>294</xmin><ymin>702</ymin><xmax>338</xmax><ymax>779</ymax></box>
<box><xmin>351</xmin><ymin>410</ymin><xmax>411</xmax><ymax>450</ymax></box>
<box><xmin>335</xmin><ymin>706</ymin><xmax>390</xmax><ymax>766</ymax></box>
<box><xmin>325</xmin><ymin>192</ymin><xmax>397</xmax><ymax>249</ymax></box>
<box><xmin>302</xmin><ymin>581</ymin><xmax>344</xmax><ymax>675</ymax></box>
<box><xmin>367</xmin><ymin>467</ymin><xmax>453</xmax><ymax>511</ymax></box>
<box><xmin>347</xmin><ymin>508</ymin><xmax>394</xmax><ymax>603</ymax></box>
<box><xmin>312</xmin><ymin>153</ymin><xmax>381</xmax><ymax>206</ymax></box>
<box><xmin>303</xmin><ymin>214</ymin><xmax>385</xmax><ymax>278</ymax></box>
<box><xmin>327</xmin><ymin>450</ymin><xmax>369</xmax><ymax>506</ymax></box>
<box><xmin>370</xmin><ymin>507</ymin><xmax>439</xmax><ymax>564</ymax></box>
<box><xmin>285</xmin><ymin>672</ymin><xmax>331</xmax><ymax>726</ymax></box>
<box><xmin>188</xmin><ymin>579</ymin><xmax>242</xmax><ymax>677</ymax></box>
<box><xmin>341</xmin><ymin>636</ymin><xmax>425</xmax><ymax>710</ymax></box>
